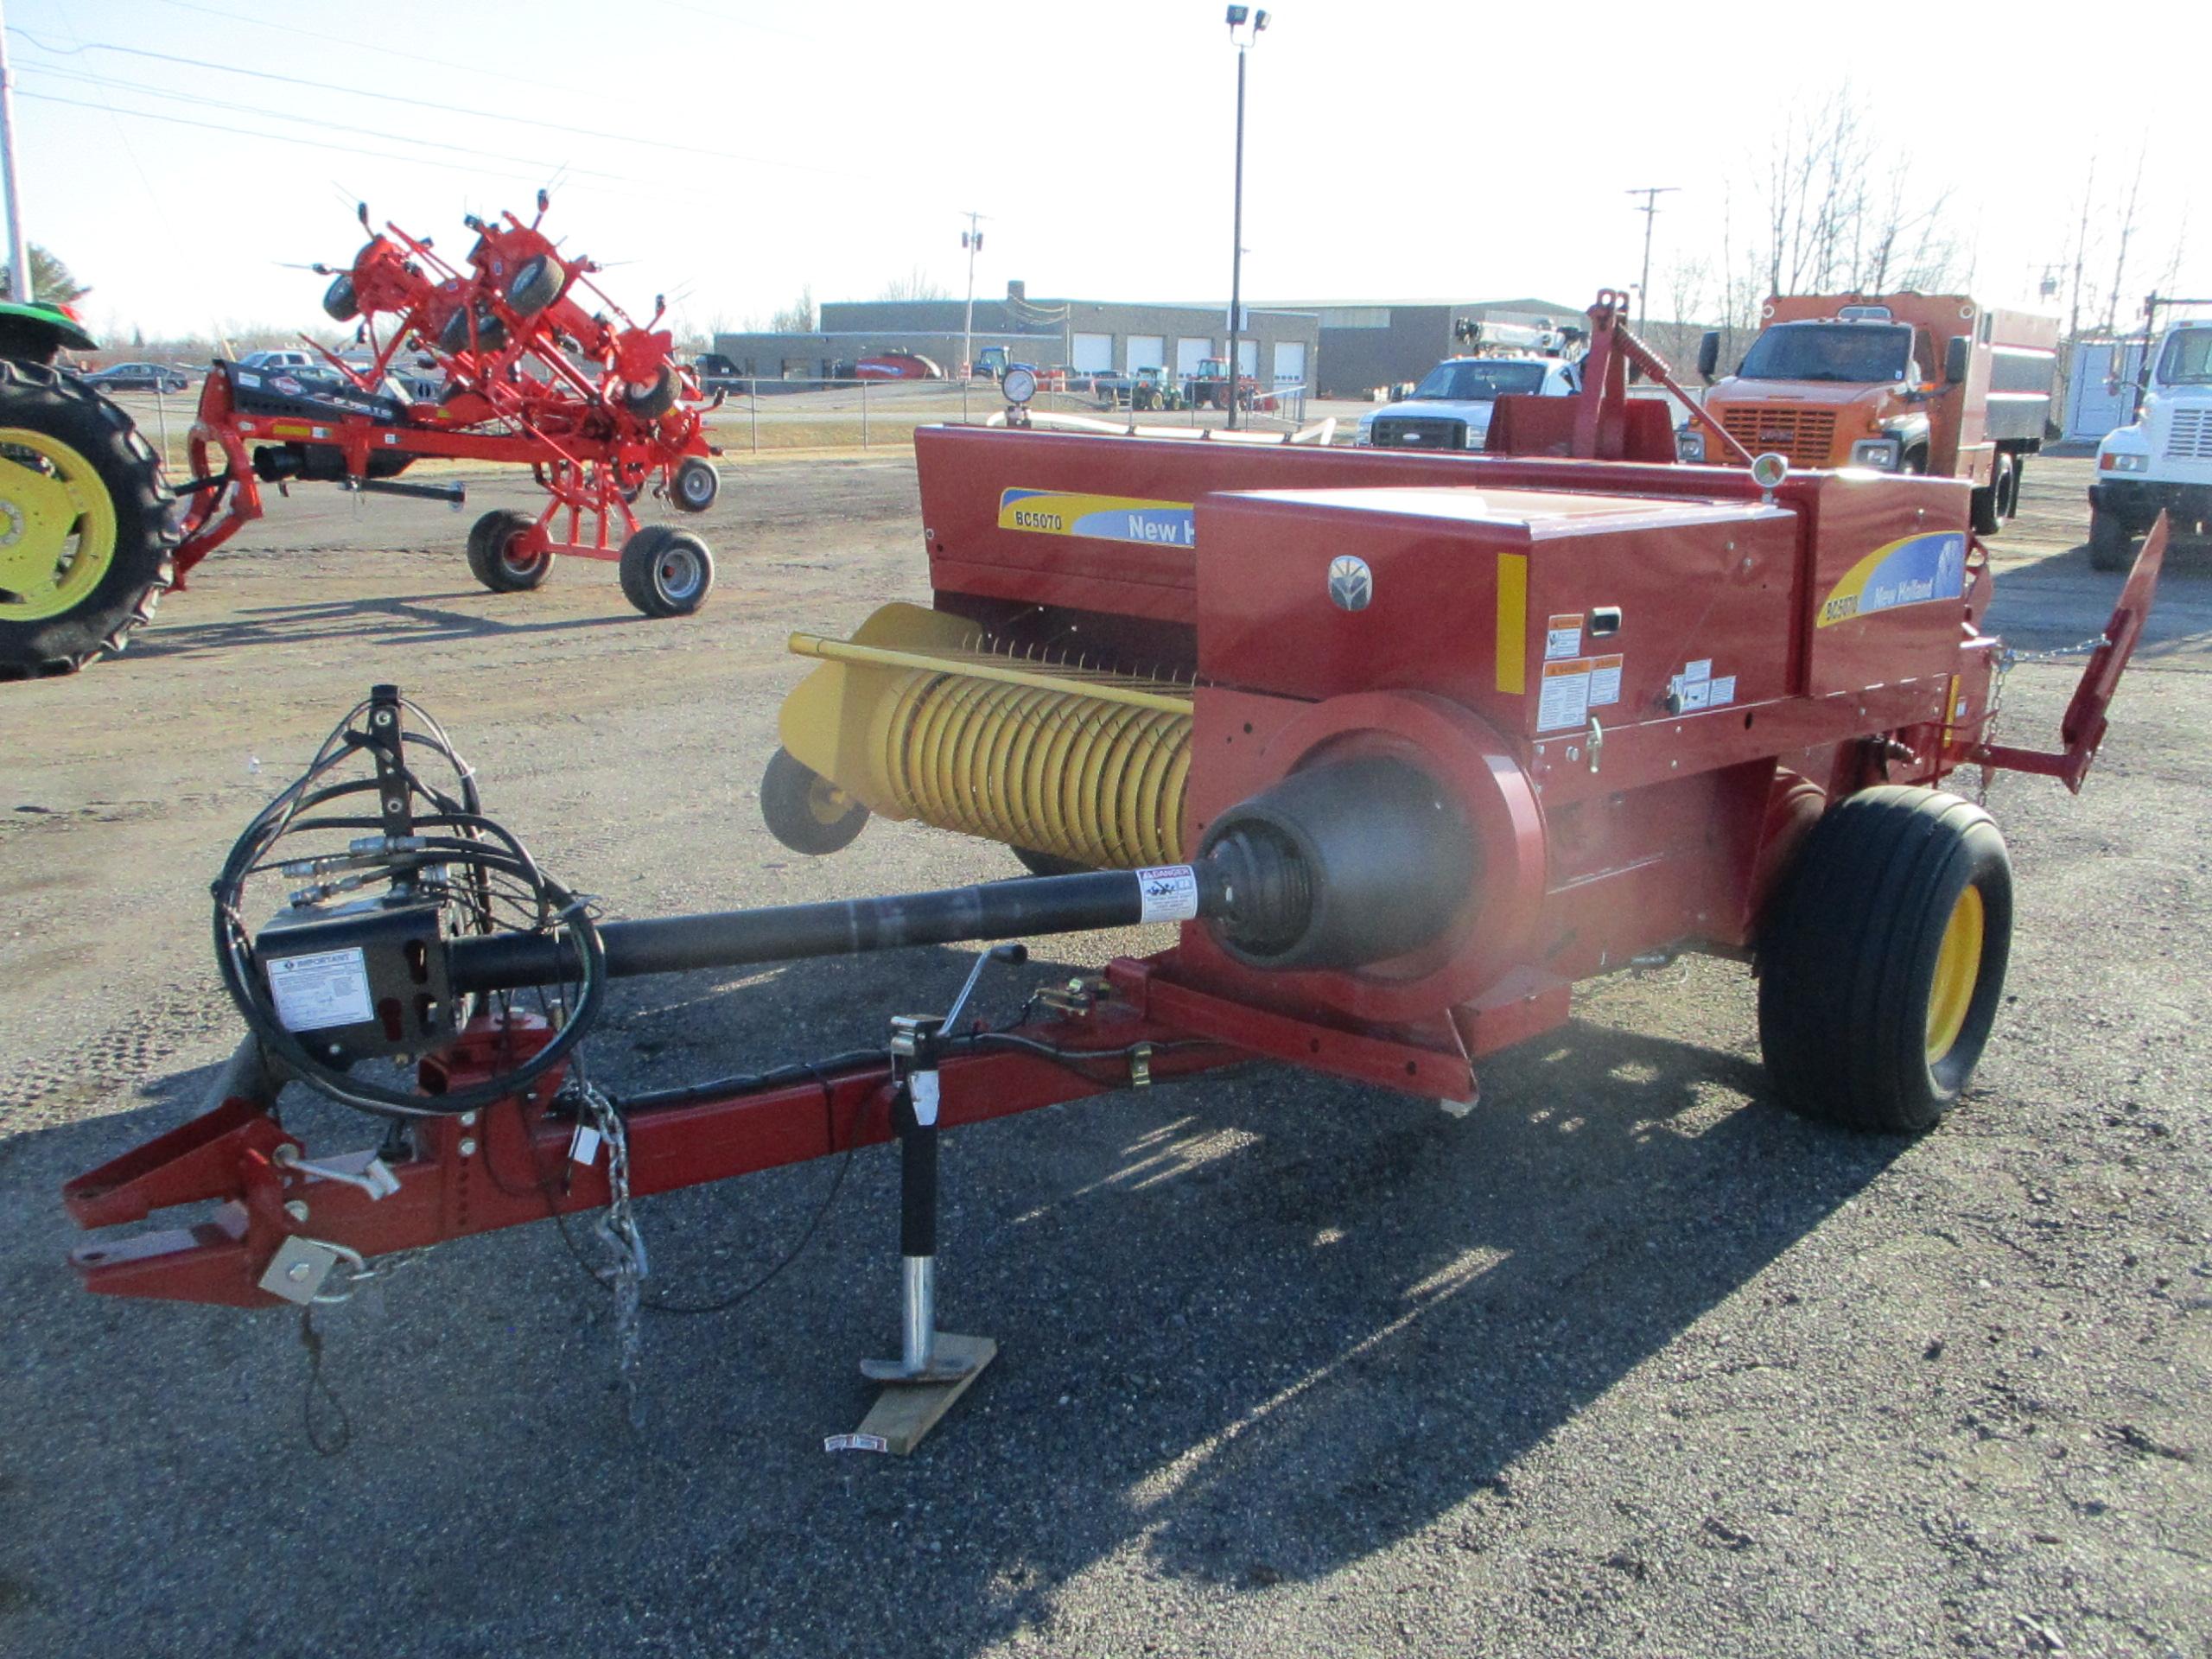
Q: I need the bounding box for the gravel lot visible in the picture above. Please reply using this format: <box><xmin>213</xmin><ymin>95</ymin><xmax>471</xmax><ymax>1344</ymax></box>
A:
<box><xmin>1</xmin><ymin>448</ymin><xmax>2205</xmax><ymax>1658</ymax></box>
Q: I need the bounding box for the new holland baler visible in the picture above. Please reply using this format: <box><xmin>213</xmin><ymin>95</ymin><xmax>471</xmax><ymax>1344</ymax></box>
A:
<box><xmin>60</xmin><ymin>297</ymin><xmax>2165</xmax><ymax>1449</ymax></box>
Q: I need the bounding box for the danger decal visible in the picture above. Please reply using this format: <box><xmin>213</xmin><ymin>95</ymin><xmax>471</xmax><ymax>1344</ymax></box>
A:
<box><xmin>1816</xmin><ymin>531</ymin><xmax>1967</xmax><ymax>628</ymax></box>
<box><xmin>998</xmin><ymin>488</ymin><xmax>1196</xmax><ymax>548</ymax></box>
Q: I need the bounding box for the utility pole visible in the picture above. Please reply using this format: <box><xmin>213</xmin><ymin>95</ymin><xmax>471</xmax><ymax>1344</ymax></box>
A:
<box><xmin>1224</xmin><ymin>7</ymin><xmax>1268</xmax><ymax>429</ymax></box>
<box><xmin>1626</xmin><ymin>186</ymin><xmax>1679</xmax><ymax>332</ymax></box>
<box><xmin>0</xmin><ymin>0</ymin><xmax>32</xmax><ymax>302</ymax></box>
<box><xmin>959</xmin><ymin>211</ymin><xmax>988</xmax><ymax>380</ymax></box>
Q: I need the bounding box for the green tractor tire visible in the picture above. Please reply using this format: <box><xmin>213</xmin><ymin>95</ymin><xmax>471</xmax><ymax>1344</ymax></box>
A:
<box><xmin>0</xmin><ymin>361</ymin><xmax>180</xmax><ymax>677</ymax></box>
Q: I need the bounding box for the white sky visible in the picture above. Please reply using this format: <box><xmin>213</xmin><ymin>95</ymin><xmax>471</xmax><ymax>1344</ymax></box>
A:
<box><xmin>9</xmin><ymin>0</ymin><xmax>2206</xmax><ymax>344</ymax></box>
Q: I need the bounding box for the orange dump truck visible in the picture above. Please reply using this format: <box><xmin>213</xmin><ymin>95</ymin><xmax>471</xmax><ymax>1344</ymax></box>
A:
<box><xmin>1681</xmin><ymin>294</ymin><xmax>2058</xmax><ymax>536</ymax></box>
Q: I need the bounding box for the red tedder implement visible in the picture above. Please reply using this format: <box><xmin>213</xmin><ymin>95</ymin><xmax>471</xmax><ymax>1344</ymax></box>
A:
<box><xmin>63</xmin><ymin>295</ymin><xmax>2169</xmax><ymax>1453</ymax></box>
<box><xmin>178</xmin><ymin>192</ymin><xmax>726</xmax><ymax>618</ymax></box>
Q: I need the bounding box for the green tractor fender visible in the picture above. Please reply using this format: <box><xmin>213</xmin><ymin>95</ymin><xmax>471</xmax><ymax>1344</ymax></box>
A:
<box><xmin>0</xmin><ymin>298</ymin><xmax>100</xmax><ymax>365</ymax></box>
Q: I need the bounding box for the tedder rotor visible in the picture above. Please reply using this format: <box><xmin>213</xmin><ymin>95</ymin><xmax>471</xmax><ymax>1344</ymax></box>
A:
<box><xmin>61</xmin><ymin>295</ymin><xmax>2169</xmax><ymax>1453</ymax></box>
<box><xmin>0</xmin><ymin>194</ymin><xmax>724</xmax><ymax>679</ymax></box>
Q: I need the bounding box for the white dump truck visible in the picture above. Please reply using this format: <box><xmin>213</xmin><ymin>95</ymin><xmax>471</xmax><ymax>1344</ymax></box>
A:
<box><xmin>2091</xmin><ymin>299</ymin><xmax>2212</xmax><ymax>570</ymax></box>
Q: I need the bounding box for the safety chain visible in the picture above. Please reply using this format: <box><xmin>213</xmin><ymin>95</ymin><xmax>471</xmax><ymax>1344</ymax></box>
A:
<box><xmin>1974</xmin><ymin>632</ymin><xmax>2110</xmax><ymax>805</ymax></box>
<box><xmin>570</xmin><ymin>1077</ymin><xmax>651</xmax><ymax>1426</ymax></box>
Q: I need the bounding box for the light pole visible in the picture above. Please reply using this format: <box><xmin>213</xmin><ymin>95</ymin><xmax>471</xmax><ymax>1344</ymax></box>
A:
<box><xmin>960</xmin><ymin>211</ymin><xmax>988</xmax><ymax>379</ymax></box>
<box><xmin>1625</xmin><ymin>186</ymin><xmax>1678</xmax><ymax>332</ymax></box>
<box><xmin>0</xmin><ymin>0</ymin><xmax>32</xmax><ymax>303</ymax></box>
<box><xmin>1224</xmin><ymin>6</ymin><xmax>1268</xmax><ymax>429</ymax></box>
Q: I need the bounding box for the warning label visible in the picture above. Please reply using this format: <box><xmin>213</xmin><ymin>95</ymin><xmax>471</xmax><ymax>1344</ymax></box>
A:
<box><xmin>265</xmin><ymin>947</ymin><xmax>374</xmax><ymax>1033</ymax></box>
<box><xmin>1588</xmin><ymin>654</ymin><xmax>1624</xmax><ymax>708</ymax></box>
<box><xmin>1538</xmin><ymin>658</ymin><xmax>1593</xmax><ymax>731</ymax></box>
<box><xmin>1544</xmin><ymin>613</ymin><xmax>1584</xmax><ymax>661</ymax></box>
<box><xmin>1135</xmin><ymin>865</ymin><xmax>1199</xmax><ymax>925</ymax></box>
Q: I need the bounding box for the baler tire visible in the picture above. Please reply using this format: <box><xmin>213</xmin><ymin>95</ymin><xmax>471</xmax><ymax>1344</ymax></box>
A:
<box><xmin>2002</xmin><ymin>454</ymin><xmax>2024</xmax><ymax>519</ymax></box>
<box><xmin>2088</xmin><ymin>505</ymin><xmax>2134</xmax><ymax>572</ymax></box>
<box><xmin>322</xmin><ymin>271</ymin><xmax>359</xmax><ymax>323</ymax></box>
<box><xmin>0</xmin><ymin>360</ymin><xmax>178</xmax><ymax>678</ymax></box>
<box><xmin>619</xmin><ymin>524</ymin><xmax>713</xmax><ymax>617</ymax></box>
<box><xmin>1969</xmin><ymin>455</ymin><xmax>2009</xmax><ymax>537</ymax></box>
<box><xmin>1011</xmin><ymin>847</ymin><xmax>1092</xmax><ymax>878</ymax></box>
<box><xmin>1757</xmin><ymin>786</ymin><xmax>2012</xmax><ymax>1135</ymax></box>
<box><xmin>465</xmin><ymin>508</ymin><xmax>552</xmax><ymax>593</ymax></box>
<box><xmin>505</xmin><ymin>254</ymin><xmax>563</xmax><ymax>318</ymax></box>
<box><xmin>622</xmin><ymin>365</ymin><xmax>679</xmax><ymax>419</ymax></box>
<box><xmin>671</xmin><ymin>455</ymin><xmax>720</xmax><ymax>513</ymax></box>
<box><xmin>760</xmin><ymin>747</ymin><xmax>868</xmax><ymax>855</ymax></box>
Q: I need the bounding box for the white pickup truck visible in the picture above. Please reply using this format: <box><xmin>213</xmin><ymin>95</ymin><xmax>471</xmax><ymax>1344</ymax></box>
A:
<box><xmin>2092</xmin><ymin>318</ymin><xmax>2212</xmax><ymax>569</ymax></box>
<box><xmin>1356</xmin><ymin>353</ymin><xmax>1580</xmax><ymax>451</ymax></box>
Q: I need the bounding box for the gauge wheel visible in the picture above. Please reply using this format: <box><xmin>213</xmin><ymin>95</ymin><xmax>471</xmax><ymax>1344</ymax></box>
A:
<box><xmin>671</xmin><ymin>456</ymin><xmax>720</xmax><ymax>513</ymax></box>
<box><xmin>505</xmin><ymin>253</ymin><xmax>563</xmax><ymax>318</ymax></box>
<box><xmin>322</xmin><ymin>272</ymin><xmax>359</xmax><ymax>323</ymax></box>
<box><xmin>465</xmin><ymin>507</ymin><xmax>553</xmax><ymax>593</ymax></box>
<box><xmin>618</xmin><ymin>524</ymin><xmax>714</xmax><ymax>617</ymax></box>
<box><xmin>1758</xmin><ymin>786</ymin><xmax>2012</xmax><ymax>1133</ymax></box>
<box><xmin>439</xmin><ymin>304</ymin><xmax>509</xmax><ymax>357</ymax></box>
<box><xmin>0</xmin><ymin>361</ymin><xmax>179</xmax><ymax>677</ymax></box>
<box><xmin>760</xmin><ymin>746</ymin><xmax>868</xmax><ymax>855</ymax></box>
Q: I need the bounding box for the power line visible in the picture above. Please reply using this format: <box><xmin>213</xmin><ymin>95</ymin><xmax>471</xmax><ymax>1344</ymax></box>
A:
<box><xmin>7</xmin><ymin>29</ymin><xmax>852</xmax><ymax>181</ymax></box>
<box><xmin>138</xmin><ymin>0</ymin><xmax>603</xmax><ymax>98</ymax></box>
<box><xmin>13</xmin><ymin>90</ymin><xmax>689</xmax><ymax>207</ymax></box>
<box><xmin>19</xmin><ymin>63</ymin><xmax>628</xmax><ymax>186</ymax></box>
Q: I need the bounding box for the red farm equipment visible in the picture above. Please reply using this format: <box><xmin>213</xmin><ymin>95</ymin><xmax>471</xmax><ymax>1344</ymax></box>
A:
<box><xmin>0</xmin><ymin>195</ymin><xmax>723</xmax><ymax>679</ymax></box>
<box><xmin>60</xmin><ymin>293</ymin><xmax>2167</xmax><ymax>1452</ymax></box>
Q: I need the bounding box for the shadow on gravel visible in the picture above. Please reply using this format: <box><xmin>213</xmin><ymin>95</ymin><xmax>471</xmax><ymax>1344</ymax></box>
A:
<box><xmin>1987</xmin><ymin>533</ymin><xmax>2212</xmax><ymax>659</ymax></box>
<box><xmin>3</xmin><ymin>944</ymin><xmax>1909</xmax><ymax>1656</ymax></box>
<box><xmin>121</xmin><ymin>591</ymin><xmax>640</xmax><ymax>663</ymax></box>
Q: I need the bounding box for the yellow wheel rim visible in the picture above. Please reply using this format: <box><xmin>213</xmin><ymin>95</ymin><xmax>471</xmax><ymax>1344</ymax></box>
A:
<box><xmin>805</xmin><ymin>775</ymin><xmax>853</xmax><ymax>827</ymax></box>
<box><xmin>1925</xmin><ymin>884</ymin><xmax>1986</xmax><ymax>1063</ymax></box>
<box><xmin>0</xmin><ymin>427</ymin><xmax>120</xmax><ymax>623</ymax></box>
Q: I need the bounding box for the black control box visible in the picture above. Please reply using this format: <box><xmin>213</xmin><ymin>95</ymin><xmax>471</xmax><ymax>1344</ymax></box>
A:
<box><xmin>257</xmin><ymin>896</ymin><xmax>454</xmax><ymax>1061</ymax></box>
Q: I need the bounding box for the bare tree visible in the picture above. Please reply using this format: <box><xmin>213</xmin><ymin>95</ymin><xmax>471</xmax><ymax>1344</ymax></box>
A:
<box><xmin>876</xmin><ymin>267</ymin><xmax>949</xmax><ymax>302</ymax></box>
<box><xmin>768</xmin><ymin>285</ymin><xmax>816</xmax><ymax>334</ymax></box>
<box><xmin>1755</xmin><ymin>87</ymin><xmax>1963</xmax><ymax>300</ymax></box>
<box><xmin>2103</xmin><ymin>149</ymin><xmax>2147</xmax><ymax>336</ymax></box>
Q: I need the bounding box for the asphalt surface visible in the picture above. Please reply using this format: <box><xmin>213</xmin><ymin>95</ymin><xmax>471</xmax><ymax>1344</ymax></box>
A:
<box><xmin>1</xmin><ymin>450</ymin><xmax>2207</xmax><ymax>1658</ymax></box>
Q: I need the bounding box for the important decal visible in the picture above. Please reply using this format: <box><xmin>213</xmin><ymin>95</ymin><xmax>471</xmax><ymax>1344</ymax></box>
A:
<box><xmin>1816</xmin><ymin>531</ymin><xmax>1967</xmax><ymax>627</ymax></box>
<box><xmin>998</xmin><ymin>487</ymin><xmax>1196</xmax><ymax>547</ymax></box>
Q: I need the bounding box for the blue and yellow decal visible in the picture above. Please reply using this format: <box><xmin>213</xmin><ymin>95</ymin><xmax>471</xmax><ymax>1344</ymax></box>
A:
<box><xmin>1816</xmin><ymin>531</ymin><xmax>1967</xmax><ymax>628</ymax></box>
<box><xmin>998</xmin><ymin>487</ymin><xmax>1195</xmax><ymax>548</ymax></box>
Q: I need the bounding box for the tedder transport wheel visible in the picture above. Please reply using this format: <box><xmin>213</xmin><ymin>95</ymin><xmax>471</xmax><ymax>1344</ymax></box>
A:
<box><xmin>1969</xmin><ymin>454</ymin><xmax>2011</xmax><ymax>537</ymax></box>
<box><xmin>322</xmin><ymin>272</ymin><xmax>359</xmax><ymax>323</ymax></box>
<box><xmin>671</xmin><ymin>456</ymin><xmax>720</xmax><ymax>513</ymax></box>
<box><xmin>505</xmin><ymin>254</ymin><xmax>563</xmax><ymax>317</ymax></box>
<box><xmin>760</xmin><ymin>746</ymin><xmax>868</xmax><ymax>855</ymax></box>
<box><xmin>622</xmin><ymin>365</ymin><xmax>679</xmax><ymax>419</ymax></box>
<box><xmin>465</xmin><ymin>508</ymin><xmax>553</xmax><ymax>593</ymax></box>
<box><xmin>1758</xmin><ymin>786</ymin><xmax>2012</xmax><ymax>1134</ymax></box>
<box><xmin>618</xmin><ymin>524</ymin><xmax>714</xmax><ymax>618</ymax></box>
<box><xmin>0</xmin><ymin>361</ymin><xmax>178</xmax><ymax>678</ymax></box>
<box><xmin>2088</xmin><ymin>505</ymin><xmax>2136</xmax><ymax>573</ymax></box>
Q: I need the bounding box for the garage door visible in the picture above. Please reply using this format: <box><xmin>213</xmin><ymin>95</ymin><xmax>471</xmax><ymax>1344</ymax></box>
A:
<box><xmin>1127</xmin><ymin>335</ymin><xmax>1165</xmax><ymax>372</ymax></box>
<box><xmin>1274</xmin><ymin>340</ymin><xmax>1306</xmax><ymax>387</ymax></box>
<box><xmin>1177</xmin><ymin>337</ymin><xmax>1214</xmax><ymax>378</ymax></box>
<box><xmin>1071</xmin><ymin>333</ymin><xmax>1114</xmax><ymax>372</ymax></box>
<box><xmin>1236</xmin><ymin>340</ymin><xmax>1258</xmax><ymax>377</ymax></box>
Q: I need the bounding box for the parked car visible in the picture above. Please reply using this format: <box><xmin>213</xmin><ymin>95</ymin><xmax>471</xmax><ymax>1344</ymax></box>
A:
<box><xmin>1356</xmin><ymin>353</ymin><xmax>1581</xmax><ymax>450</ymax></box>
<box><xmin>855</xmin><ymin>352</ymin><xmax>944</xmax><ymax>380</ymax></box>
<box><xmin>238</xmin><ymin>349</ymin><xmax>319</xmax><ymax>372</ymax></box>
<box><xmin>82</xmin><ymin>360</ymin><xmax>190</xmax><ymax>395</ymax></box>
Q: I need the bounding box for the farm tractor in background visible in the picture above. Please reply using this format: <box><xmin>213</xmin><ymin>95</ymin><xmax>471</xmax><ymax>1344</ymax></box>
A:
<box><xmin>0</xmin><ymin>193</ymin><xmax>725</xmax><ymax>681</ymax></box>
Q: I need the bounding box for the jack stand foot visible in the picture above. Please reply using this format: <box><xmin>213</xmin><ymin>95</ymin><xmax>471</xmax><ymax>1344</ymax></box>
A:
<box><xmin>849</xmin><ymin>1333</ymin><xmax>998</xmax><ymax>1455</ymax></box>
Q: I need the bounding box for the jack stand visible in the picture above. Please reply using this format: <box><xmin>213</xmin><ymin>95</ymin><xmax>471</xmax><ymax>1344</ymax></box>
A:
<box><xmin>842</xmin><ymin>948</ymin><xmax>1023</xmax><ymax>1453</ymax></box>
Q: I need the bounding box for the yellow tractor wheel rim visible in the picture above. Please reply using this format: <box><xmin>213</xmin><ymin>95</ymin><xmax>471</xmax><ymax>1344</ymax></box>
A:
<box><xmin>805</xmin><ymin>773</ymin><xmax>854</xmax><ymax>827</ymax></box>
<box><xmin>1925</xmin><ymin>884</ymin><xmax>1986</xmax><ymax>1063</ymax></box>
<box><xmin>0</xmin><ymin>427</ymin><xmax>120</xmax><ymax>623</ymax></box>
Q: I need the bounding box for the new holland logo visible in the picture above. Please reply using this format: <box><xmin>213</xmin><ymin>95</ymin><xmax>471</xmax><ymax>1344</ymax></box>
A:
<box><xmin>1328</xmin><ymin>555</ymin><xmax>1373</xmax><ymax>612</ymax></box>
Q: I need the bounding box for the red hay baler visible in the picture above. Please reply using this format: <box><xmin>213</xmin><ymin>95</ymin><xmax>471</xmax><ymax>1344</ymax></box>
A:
<box><xmin>60</xmin><ymin>296</ymin><xmax>2166</xmax><ymax>1449</ymax></box>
